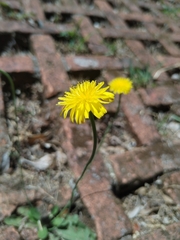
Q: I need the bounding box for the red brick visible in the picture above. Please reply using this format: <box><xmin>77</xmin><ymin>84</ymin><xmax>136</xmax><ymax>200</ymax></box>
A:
<box><xmin>125</xmin><ymin>40</ymin><xmax>157</xmax><ymax>67</ymax></box>
<box><xmin>138</xmin><ymin>2</ymin><xmax>166</xmax><ymax>19</ymax></box>
<box><xmin>61</xmin><ymin>121</ymin><xmax>132</xmax><ymax>240</ymax></box>
<box><xmin>136</xmin><ymin>222</ymin><xmax>180</xmax><ymax>240</ymax></box>
<box><xmin>162</xmin><ymin>171</ymin><xmax>180</xmax><ymax>205</ymax></box>
<box><xmin>30</xmin><ymin>34</ymin><xmax>70</xmax><ymax>98</ymax></box>
<box><xmin>95</xmin><ymin>1</ymin><xmax>123</xmax><ymax>29</ymax></box>
<box><xmin>110</xmin><ymin>143</ymin><xmax>163</xmax><ymax>191</ymax></box>
<box><xmin>171</xmin><ymin>33</ymin><xmax>180</xmax><ymax>42</ymax></box>
<box><xmin>0</xmin><ymin>20</ymin><xmax>41</xmax><ymax>34</ymax></box>
<box><xmin>168</xmin><ymin>23</ymin><xmax>180</xmax><ymax>33</ymax></box>
<box><xmin>77</xmin><ymin>154</ymin><xmax>132</xmax><ymax>240</ymax></box>
<box><xmin>155</xmin><ymin>55</ymin><xmax>180</xmax><ymax>69</ymax></box>
<box><xmin>73</xmin><ymin>15</ymin><xmax>108</xmax><ymax>54</ymax></box>
<box><xmin>139</xmin><ymin>85</ymin><xmax>180</xmax><ymax>106</ymax></box>
<box><xmin>100</xmin><ymin>27</ymin><xmax>154</xmax><ymax>41</ymax></box>
<box><xmin>65</xmin><ymin>55</ymin><xmax>124</xmax><ymax>71</ymax></box>
<box><xmin>94</xmin><ymin>0</ymin><xmax>113</xmax><ymax>12</ymax></box>
<box><xmin>43</xmin><ymin>3</ymin><xmax>105</xmax><ymax>18</ymax></box>
<box><xmin>121</xmin><ymin>91</ymin><xmax>160</xmax><ymax>145</ymax></box>
<box><xmin>22</xmin><ymin>0</ymin><xmax>45</xmax><ymax>21</ymax></box>
<box><xmin>152</xmin><ymin>72</ymin><xmax>170</xmax><ymax>84</ymax></box>
<box><xmin>144</xmin><ymin>22</ymin><xmax>162</xmax><ymax>37</ymax></box>
<box><xmin>159</xmin><ymin>39</ymin><xmax>180</xmax><ymax>57</ymax></box>
<box><xmin>110</xmin><ymin>142</ymin><xmax>180</xmax><ymax>192</ymax></box>
<box><xmin>43</xmin><ymin>3</ymin><xmax>82</xmax><ymax>15</ymax></box>
<box><xmin>61</xmin><ymin>0</ymin><xmax>79</xmax><ymax>6</ymax></box>
<box><xmin>144</xmin><ymin>23</ymin><xmax>175</xmax><ymax>45</ymax></box>
<box><xmin>125</xmin><ymin>40</ymin><xmax>169</xmax><ymax>81</ymax></box>
<box><xmin>0</xmin><ymin>20</ymin><xmax>75</xmax><ymax>35</ymax></box>
<box><xmin>0</xmin><ymin>55</ymin><xmax>34</xmax><ymax>74</ymax></box>
<box><xmin>122</xmin><ymin>0</ymin><xmax>142</xmax><ymax>13</ymax></box>
<box><xmin>106</xmin><ymin>13</ymin><xmax>128</xmax><ymax>29</ymax></box>
<box><xmin>99</xmin><ymin>27</ymin><xmax>119</xmax><ymax>39</ymax></box>
<box><xmin>84</xmin><ymin>7</ymin><xmax>108</xmax><ymax>18</ymax></box>
<box><xmin>160</xmin><ymin>143</ymin><xmax>180</xmax><ymax>172</ymax></box>
<box><xmin>75</xmin><ymin>16</ymin><xmax>103</xmax><ymax>45</ymax></box>
<box><xmin>42</xmin><ymin>22</ymin><xmax>75</xmax><ymax>35</ymax></box>
<box><xmin>1</xmin><ymin>0</ymin><xmax>21</xmax><ymax>11</ymax></box>
<box><xmin>120</xmin><ymin>12</ymin><xmax>157</xmax><ymax>23</ymax></box>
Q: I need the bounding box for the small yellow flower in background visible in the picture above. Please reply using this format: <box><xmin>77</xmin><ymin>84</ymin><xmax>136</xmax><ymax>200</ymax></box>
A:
<box><xmin>57</xmin><ymin>81</ymin><xmax>114</xmax><ymax>124</ymax></box>
<box><xmin>109</xmin><ymin>77</ymin><xmax>133</xmax><ymax>94</ymax></box>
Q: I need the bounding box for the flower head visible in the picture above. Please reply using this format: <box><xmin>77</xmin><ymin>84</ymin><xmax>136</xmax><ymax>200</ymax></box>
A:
<box><xmin>109</xmin><ymin>77</ymin><xmax>133</xmax><ymax>94</ymax></box>
<box><xmin>57</xmin><ymin>81</ymin><xmax>114</xmax><ymax>124</ymax></box>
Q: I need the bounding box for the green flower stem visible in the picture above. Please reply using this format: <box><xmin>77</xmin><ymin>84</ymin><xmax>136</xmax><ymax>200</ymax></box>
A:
<box><xmin>69</xmin><ymin>111</ymin><xmax>97</xmax><ymax>207</ymax></box>
<box><xmin>0</xmin><ymin>70</ymin><xmax>32</xmax><ymax>206</ymax></box>
<box><xmin>115</xmin><ymin>94</ymin><xmax>122</xmax><ymax>118</ymax></box>
<box><xmin>56</xmin><ymin>112</ymin><xmax>98</xmax><ymax>217</ymax></box>
<box><xmin>0</xmin><ymin>70</ymin><xmax>17</xmax><ymax>118</ymax></box>
<box><xmin>0</xmin><ymin>70</ymin><xmax>19</xmax><ymax>147</ymax></box>
<box><xmin>97</xmin><ymin>93</ymin><xmax>122</xmax><ymax>152</ymax></box>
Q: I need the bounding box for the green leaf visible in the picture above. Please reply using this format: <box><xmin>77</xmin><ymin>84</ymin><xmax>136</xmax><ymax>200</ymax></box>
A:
<box><xmin>50</xmin><ymin>206</ymin><xmax>59</xmax><ymax>217</ymax></box>
<box><xmin>17</xmin><ymin>206</ymin><xmax>31</xmax><ymax>217</ymax></box>
<box><xmin>51</xmin><ymin>217</ymin><xmax>68</xmax><ymax>228</ymax></box>
<box><xmin>70</xmin><ymin>214</ymin><xmax>79</xmax><ymax>225</ymax></box>
<box><xmin>53</xmin><ymin>214</ymin><xmax>96</xmax><ymax>240</ymax></box>
<box><xmin>38</xmin><ymin>227</ymin><xmax>48</xmax><ymax>239</ymax></box>
<box><xmin>66</xmin><ymin>214</ymin><xmax>85</xmax><ymax>228</ymax></box>
<box><xmin>28</xmin><ymin>207</ymin><xmax>41</xmax><ymax>221</ymax></box>
<box><xmin>0</xmin><ymin>1</ymin><xmax>10</xmax><ymax>9</ymax></box>
<box><xmin>129</xmin><ymin>66</ymin><xmax>152</xmax><ymax>89</ymax></box>
<box><xmin>49</xmin><ymin>232</ymin><xmax>59</xmax><ymax>240</ymax></box>
<box><xmin>24</xmin><ymin>222</ymin><xmax>37</xmax><ymax>228</ymax></box>
<box><xmin>54</xmin><ymin>225</ymin><xmax>96</xmax><ymax>240</ymax></box>
<box><xmin>169</xmin><ymin>114</ymin><xmax>180</xmax><ymax>123</ymax></box>
<box><xmin>4</xmin><ymin>216</ymin><xmax>23</xmax><ymax>227</ymax></box>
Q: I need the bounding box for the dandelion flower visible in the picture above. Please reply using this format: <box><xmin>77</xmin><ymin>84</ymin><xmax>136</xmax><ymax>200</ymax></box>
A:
<box><xmin>57</xmin><ymin>81</ymin><xmax>114</xmax><ymax>124</ymax></box>
<box><xmin>109</xmin><ymin>77</ymin><xmax>133</xmax><ymax>94</ymax></box>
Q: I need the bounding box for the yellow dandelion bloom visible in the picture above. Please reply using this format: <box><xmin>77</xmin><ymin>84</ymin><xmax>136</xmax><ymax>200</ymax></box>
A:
<box><xmin>109</xmin><ymin>77</ymin><xmax>133</xmax><ymax>94</ymax></box>
<box><xmin>57</xmin><ymin>81</ymin><xmax>114</xmax><ymax>124</ymax></box>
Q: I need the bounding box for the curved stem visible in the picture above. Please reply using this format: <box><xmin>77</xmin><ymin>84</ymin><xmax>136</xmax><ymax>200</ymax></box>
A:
<box><xmin>0</xmin><ymin>70</ymin><xmax>20</xmax><ymax>148</ymax></box>
<box><xmin>97</xmin><ymin>94</ymin><xmax>122</xmax><ymax>152</ymax></box>
<box><xmin>69</xmin><ymin>112</ymin><xmax>97</xmax><ymax>207</ymax></box>
<box><xmin>0</xmin><ymin>70</ymin><xmax>20</xmax><ymax>149</ymax></box>
<box><xmin>0</xmin><ymin>70</ymin><xmax>17</xmax><ymax>118</ymax></box>
<box><xmin>52</xmin><ymin>113</ymin><xmax>97</xmax><ymax>218</ymax></box>
<box><xmin>0</xmin><ymin>70</ymin><xmax>32</xmax><ymax>206</ymax></box>
<box><xmin>115</xmin><ymin>94</ymin><xmax>122</xmax><ymax>118</ymax></box>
